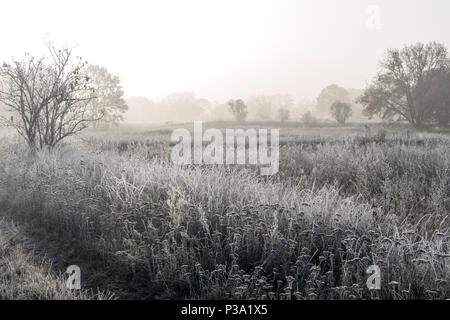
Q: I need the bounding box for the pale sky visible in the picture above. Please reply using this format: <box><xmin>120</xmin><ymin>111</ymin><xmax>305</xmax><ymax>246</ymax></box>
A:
<box><xmin>0</xmin><ymin>0</ymin><xmax>449</xmax><ymax>102</ymax></box>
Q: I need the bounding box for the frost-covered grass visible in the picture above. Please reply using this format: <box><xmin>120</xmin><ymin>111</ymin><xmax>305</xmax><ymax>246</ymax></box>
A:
<box><xmin>0</xmin><ymin>124</ymin><xmax>448</xmax><ymax>299</ymax></box>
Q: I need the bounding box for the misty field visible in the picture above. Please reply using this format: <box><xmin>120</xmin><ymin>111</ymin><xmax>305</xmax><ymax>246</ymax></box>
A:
<box><xmin>0</xmin><ymin>123</ymin><xmax>449</xmax><ymax>299</ymax></box>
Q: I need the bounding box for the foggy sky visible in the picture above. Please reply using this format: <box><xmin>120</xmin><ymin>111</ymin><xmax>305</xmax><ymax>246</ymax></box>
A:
<box><xmin>0</xmin><ymin>0</ymin><xmax>449</xmax><ymax>102</ymax></box>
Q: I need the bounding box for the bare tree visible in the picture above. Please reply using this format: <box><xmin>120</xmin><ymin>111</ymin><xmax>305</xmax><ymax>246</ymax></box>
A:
<box><xmin>330</xmin><ymin>100</ymin><xmax>352</xmax><ymax>125</ymax></box>
<box><xmin>358</xmin><ymin>42</ymin><xmax>450</xmax><ymax>128</ymax></box>
<box><xmin>0</xmin><ymin>42</ymin><xmax>99</xmax><ymax>149</ymax></box>
<box><xmin>228</xmin><ymin>99</ymin><xmax>248</xmax><ymax>123</ymax></box>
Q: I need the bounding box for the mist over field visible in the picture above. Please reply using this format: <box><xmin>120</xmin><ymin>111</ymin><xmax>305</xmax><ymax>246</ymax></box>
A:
<box><xmin>0</xmin><ymin>0</ymin><xmax>449</xmax><ymax>303</ymax></box>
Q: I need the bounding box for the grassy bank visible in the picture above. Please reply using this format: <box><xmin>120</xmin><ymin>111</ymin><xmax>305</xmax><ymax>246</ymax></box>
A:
<box><xmin>0</xmin><ymin>218</ymin><xmax>111</xmax><ymax>299</ymax></box>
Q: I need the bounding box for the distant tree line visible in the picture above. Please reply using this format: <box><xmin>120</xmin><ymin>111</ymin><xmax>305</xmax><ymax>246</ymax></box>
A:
<box><xmin>1</xmin><ymin>39</ymin><xmax>448</xmax><ymax>151</ymax></box>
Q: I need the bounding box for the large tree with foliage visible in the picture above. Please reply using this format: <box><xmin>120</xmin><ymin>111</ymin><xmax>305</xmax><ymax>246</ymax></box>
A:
<box><xmin>316</xmin><ymin>84</ymin><xmax>350</xmax><ymax>115</ymax></box>
<box><xmin>86</xmin><ymin>65</ymin><xmax>128</xmax><ymax>127</ymax></box>
<box><xmin>424</xmin><ymin>69</ymin><xmax>450</xmax><ymax>127</ymax></box>
<box><xmin>330</xmin><ymin>101</ymin><xmax>352</xmax><ymax>125</ymax></box>
<box><xmin>300</xmin><ymin>111</ymin><xmax>317</xmax><ymax>127</ymax></box>
<box><xmin>228</xmin><ymin>99</ymin><xmax>248</xmax><ymax>123</ymax></box>
<box><xmin>358</xmin><ymin>42</ymin><xmax>450</xmax><ymax>127</ymax></box>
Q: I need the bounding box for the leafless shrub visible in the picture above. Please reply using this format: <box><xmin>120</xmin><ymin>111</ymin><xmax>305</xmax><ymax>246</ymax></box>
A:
<box><xmin>0</xmin><ymin>41</ymin><xmax>100</xmax><ymax>149</ymax></box>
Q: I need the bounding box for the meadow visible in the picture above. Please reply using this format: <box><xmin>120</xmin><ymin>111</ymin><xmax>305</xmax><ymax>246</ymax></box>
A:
<box><xmin>0</xmin><ymin>122</ymin><xmax>448</xmax><ymax>299</ymax></box>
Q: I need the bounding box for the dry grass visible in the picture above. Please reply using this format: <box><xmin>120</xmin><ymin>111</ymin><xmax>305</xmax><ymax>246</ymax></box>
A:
<box><xmin>0</xmin><ymin>124</ymin><xmax>448</xmax><ymax>299</ymax></box>
<box><xmin>0</xmin><ymin>218</ymin><xmax>112</xmax><ymax>300</ymax></box>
